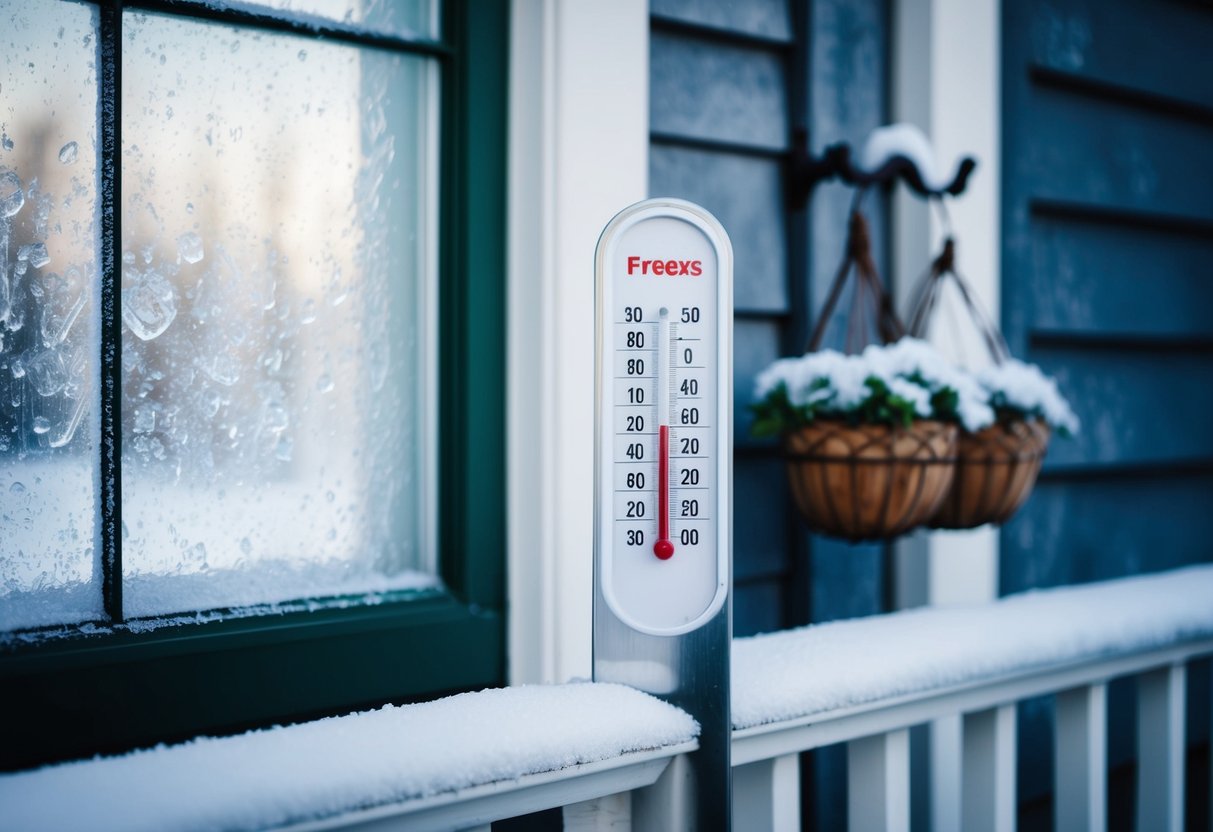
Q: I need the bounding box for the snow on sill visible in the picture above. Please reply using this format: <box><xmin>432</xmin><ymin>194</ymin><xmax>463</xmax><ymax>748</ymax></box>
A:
<box><xmin>0</xmin><ymin>683</ymin><xmax>699</xmax><ymax>832</ymax></box>
<box><xmin>732</xmin><ymin>564</ymin><xmax>1213</xmax><ymax>731</ymax></box>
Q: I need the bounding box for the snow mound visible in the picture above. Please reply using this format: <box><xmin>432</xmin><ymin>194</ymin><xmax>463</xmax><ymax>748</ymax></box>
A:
<box><xmin>857</xmin><ymin>123</ymin><xmax>955</xmax><ymax>191</ymax></box>
<box><xmin>733</xmin><ymin>565</ymin><xmax>1213</xmax><ymax>730</ymax></box>
<box><xmin>0</xmin><ymin>682</ymin><xmax>698</xmax><ymax>832</ymax></box>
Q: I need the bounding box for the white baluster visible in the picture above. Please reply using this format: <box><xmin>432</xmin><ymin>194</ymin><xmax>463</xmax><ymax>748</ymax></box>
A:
<box><xmin>1055</xmin><ymin>683</ymin><xmax>1107</xmax><ymax>832</ymax></box>
<box><xmin>732</xmin><ymin>753</ymin><xmax>800</xmax><ymax>832</ymax></box>
<box><xmin>962</xmin><ymin>704</ymin><xmax>1017</xmax><ymax>832</ymax></box>
<box><xmin>929</xmin><ymin>715</ymin><xmax>964</xmax><ymax>832</ymax></box>
<box><xmin>848</xmin><ymin>730</ymin><xmax>911</xmax><ymax>832</ymax></box>
<box><xmin>1137</xmin><ymin>664</ymin><xmax>1186</xmax><ymax>832</ymax></box>
<box><xmin>632</xmin><ymin>754</ymin><xmax>692</xmax><ymax>832</ymax></box>
<box><xmin>563</xmin><ymin>792</ymin><xmax>631</xmax><ymax>831</ymax></box>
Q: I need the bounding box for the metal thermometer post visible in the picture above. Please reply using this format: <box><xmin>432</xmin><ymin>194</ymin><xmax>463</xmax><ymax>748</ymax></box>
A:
<box><xmin>594</xmin><ymin>199</ymin><xmax>733</xmax><ymax>830</ymax></box>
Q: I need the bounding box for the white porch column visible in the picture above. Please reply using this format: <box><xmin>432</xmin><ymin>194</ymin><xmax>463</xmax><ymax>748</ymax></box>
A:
<box><xmin>507</xmin><ymin>0</ymin><xmax>650</xmax><ymax>684</ymax></box>
<box><xmin>890</xmin><ymin>0</ymin><xmax>1002</xmax><ymax>606</ymax></box>
<box><xmin>891</xmin><ymin>1</ymin><xmax>1002</xmax><ymax>830</ymax></box>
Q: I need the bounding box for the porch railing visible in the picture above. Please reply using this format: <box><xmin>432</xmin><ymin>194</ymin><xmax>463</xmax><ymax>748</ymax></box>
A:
<box><xmin>4</xmin><ymin>565</ymin><xmax>1211</xmax><ymax>831</ymax></box>
<box><xmin>729</xmin><ymin>563</ymin><xmax>1213</xmax><ymax>832</ymax></box>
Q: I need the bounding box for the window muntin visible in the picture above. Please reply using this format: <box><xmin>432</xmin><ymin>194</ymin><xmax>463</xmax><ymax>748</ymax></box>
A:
<box><xmin>1</xmin><ymin>0</ymin><xmax>445</xmax><ymax>633</ymax></box>
<box><xmin>0</xmin><ymin>0</ymin><xmax>102</xmax><ymax>632</ymax></box>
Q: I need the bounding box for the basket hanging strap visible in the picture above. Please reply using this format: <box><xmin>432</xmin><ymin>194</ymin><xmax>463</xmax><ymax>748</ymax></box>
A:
<box><xmin>807</xmin><ymin>210</ymin><xmax>907</xmax><ymax>353</ymax></box>
<box><xmin>906</xmin><ymin>236</ymin><xmax>1010</xmax><ymax>364</ymax></box>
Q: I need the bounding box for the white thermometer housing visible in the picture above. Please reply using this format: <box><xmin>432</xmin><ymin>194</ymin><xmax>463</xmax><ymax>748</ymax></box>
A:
<box><xmin>595</xmin><ymin>199</ymin><xmax>732</xmax><ymax>635</ymax></box>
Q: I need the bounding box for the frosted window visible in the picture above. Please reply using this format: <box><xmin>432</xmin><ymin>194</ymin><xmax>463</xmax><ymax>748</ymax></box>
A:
<box><xmin>0</xmin><ymin>1</ymin><xmax>101</xmax><ymax>632</ymax></box>
<box><xmin>120</xmin><ymin>13</ymin><xmax>439</xmax><ymax>618</ymax></box>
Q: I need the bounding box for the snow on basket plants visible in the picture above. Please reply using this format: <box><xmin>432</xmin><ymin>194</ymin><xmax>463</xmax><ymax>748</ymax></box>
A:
<box><xmin>749</xmin><ymin>338</ymin><xmax>992</xmax><ymax>541</ymax></box>
<box><xmin>976</xmin><ymin>358</ymin><xmax>1079</xmax><ymax>437</ymax></box>
<box><xmin>929</xmin><ymin>358</ymin><xmax>1079</xmax><ymax>530</ymax></box>
<box><xmin>750</xmin><ymin>338</ymin><xmax>994</xmax><ymax>436</ymax></box>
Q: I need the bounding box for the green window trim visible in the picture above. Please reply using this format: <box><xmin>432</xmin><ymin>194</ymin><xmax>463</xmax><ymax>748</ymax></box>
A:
<box><xmin>0</xmin><ymin>0</ymin><xmax>508</xmax><ymax>773</ymax></box>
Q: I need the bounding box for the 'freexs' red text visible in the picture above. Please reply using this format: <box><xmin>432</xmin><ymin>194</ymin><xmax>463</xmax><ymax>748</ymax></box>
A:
<box><xmin>626</xmin><ymin>256</ymin><xmax>702</xmax><ymax>276</ymax></box>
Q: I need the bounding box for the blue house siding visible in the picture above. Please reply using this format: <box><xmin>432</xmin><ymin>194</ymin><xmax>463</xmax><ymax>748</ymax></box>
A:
<box><xmin>649</xmin><ymin>0</ymin><xmax>893</xmax><ymax>643</ymax></box>
<box><xmin>1002</xmin><ymin>0</ymin><xmax>1213</xmax><ymax>823</ymax></box>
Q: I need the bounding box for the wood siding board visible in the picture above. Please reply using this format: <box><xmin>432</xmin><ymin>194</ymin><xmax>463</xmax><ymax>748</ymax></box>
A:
<box><xmin>1011</xmin><ymin>83</ymin><xmax>1213</xmax><ymax>224</ymax></box>
<box><xmin>650</xmin><ymin>146</ymin><xmax>790</xmax><ymax>313</ymax></box>
<box><xmin>809</xmin><ymin>538</ymin><xmax>886</xmax><ymax>623</ymax></box>
<box><xmin>734</xmin><ymin>457</ymin><xmax>795</xmax><ymax>581</ymax></box>
<box><xmin>1025</xmin><ymin>214</ymin><xmax>1213</xmax><ymax>340</ymax></box>
<box><xmin>1022</xmin><ymin>0</ymin><xmax>1213</xmax><ymax>114</ymax></box>
<box><xmin>651</xmin><ymin>0</ymin><xmax>793</xmax><ymax>43</ymax></box>
<box><xmin>1000</xmin><ymin>474</ymin><xmax>1213</xmax><ymax>596</ymax></box>
<box><xmin>650</xmin><ymin>31</ymin><xmax>789</xmax><ymax>152</ymax></box>
<box><xmin>1026</xmin><ymin>348</ymin><xmax>1213</xmax><ymax>468</ymax></box>
<box><xmin>733</xmin><ymin>318</ymin><xmax>784</xmax><ymax>443</ymax></box>
<box><xmin>732</xmin><ymin>580</ymin><xmax>786</xmax><ymax>637</ymax></box>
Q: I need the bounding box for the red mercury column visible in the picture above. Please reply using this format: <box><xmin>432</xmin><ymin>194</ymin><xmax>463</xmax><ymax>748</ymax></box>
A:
<box><xmin>654</xmin><ymin>307</ymin><xmax>675</xmax><ymax>560</ymax></box>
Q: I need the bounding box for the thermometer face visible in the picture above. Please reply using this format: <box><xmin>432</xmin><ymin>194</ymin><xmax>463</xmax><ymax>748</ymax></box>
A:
<box><xmin>596</xmin><ymin>203</ymin><xmax>731</xmax><ymax>636</ymax></box>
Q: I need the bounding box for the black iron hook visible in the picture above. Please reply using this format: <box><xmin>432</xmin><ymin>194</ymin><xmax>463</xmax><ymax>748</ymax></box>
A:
<box><xmin>787</xmin><ymin>127</ymin><xmax>977</xmax><ymax>210</ymax></box>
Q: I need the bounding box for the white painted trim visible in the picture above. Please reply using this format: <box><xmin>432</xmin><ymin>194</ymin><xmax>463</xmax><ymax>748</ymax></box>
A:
<box><xmin>508</xmin><ymin>0</ymin><xmax>650</xmax><ymax>684</ymax></box>
<box><xmin>891</xmin><ymin>0</ymin><xmax>1001</xmax><ymax>610</ymax></box>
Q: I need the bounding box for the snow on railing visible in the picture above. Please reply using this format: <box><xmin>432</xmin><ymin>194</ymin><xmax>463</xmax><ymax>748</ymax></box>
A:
<box><xmin>730</xmin><ymin>565</ymin><xmax>1213</xmax><ymax>832</ymax></box>
<box><xmin>2</xmin><ymin>566</ymin><xmax>1211</xmax><ymax>831</ymax></box>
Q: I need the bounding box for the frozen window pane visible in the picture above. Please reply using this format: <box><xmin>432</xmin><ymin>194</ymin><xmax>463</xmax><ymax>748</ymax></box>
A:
<box><xmin>121</xmin><ymin>13</ymin><xmax>439</xmax><ymax>618</ymax></box>
<box><xmin>0</xmin><ymin>1</ymin><xmax>102</xmax><ymax>632</ymax></box>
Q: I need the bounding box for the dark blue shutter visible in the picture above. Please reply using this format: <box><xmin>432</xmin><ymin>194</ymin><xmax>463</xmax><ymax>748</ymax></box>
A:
<box><xmin>1002</xmin><ymin>0</ymin><xmax>1213</xmax><ymax>821</ymax></box>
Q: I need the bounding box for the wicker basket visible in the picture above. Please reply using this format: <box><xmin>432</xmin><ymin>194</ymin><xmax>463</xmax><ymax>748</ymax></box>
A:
<box><xmin>928</xmin><ymin>419</ymin><xmax>1049</xmax><ymax>529</ymax></box>
<box><xmin>783</xmin><ymin>420</ymin><xmax>958</xmax><ymax>541</ymax></box>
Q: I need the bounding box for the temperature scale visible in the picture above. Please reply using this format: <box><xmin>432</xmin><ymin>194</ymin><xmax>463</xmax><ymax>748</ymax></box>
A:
<box><xmin>594</xmin><ymin>199</ymin><xmax>732</xmax><ymax>830</ymax></box>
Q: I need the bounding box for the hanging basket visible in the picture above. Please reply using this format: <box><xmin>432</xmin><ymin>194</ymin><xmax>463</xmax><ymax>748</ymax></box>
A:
<box><xmin>927</xmin><ymin>419</ymin><xmax>1048</xmax><ymax>530</ymax></box>
<box><xmin>784</xmin><ymin>420</ymin><xmax>958</xmax><ymax>541</ymax></box>
<box><xmin>907</xmin><ymin>236</ymin><xmax>1051</xmax><ymax>529</ymax></box>
<box><xmin>777</xmin><ymin>208</ymin><xmax>962</xmax><ymax>541</ymax></box>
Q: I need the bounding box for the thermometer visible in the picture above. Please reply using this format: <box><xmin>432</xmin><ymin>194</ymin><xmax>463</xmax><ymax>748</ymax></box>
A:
<box><xmin>594</xmin><ymin>199</ymin><xmax>732</xmax><ymax>635</ymax></box>
<box><xmin>593</xmin><ymin>199</ymin><xmax>733</xmax><ymax>829</ymax></box>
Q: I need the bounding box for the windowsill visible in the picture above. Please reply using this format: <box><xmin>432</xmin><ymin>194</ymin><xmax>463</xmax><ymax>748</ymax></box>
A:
<box><xmin>1</xmin><ymin>569</ymin><xmax>442</xmax><ymax>639</ymax></box>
